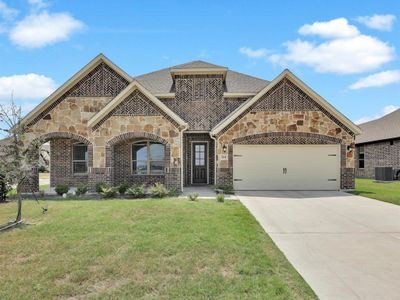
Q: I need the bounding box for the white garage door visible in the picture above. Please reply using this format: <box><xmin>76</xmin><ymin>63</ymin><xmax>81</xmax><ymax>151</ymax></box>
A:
<box><xmin>233</xmin><ymin>144</ymin><xmax>340</xmax><ymax>190</ymax></box>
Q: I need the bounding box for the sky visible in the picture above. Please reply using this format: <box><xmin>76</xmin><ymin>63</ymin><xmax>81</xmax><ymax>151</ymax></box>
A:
<box><xmin>0</xmin><ymin>0</ymin><xmax>399</xmax><ymax>125</ymax></box>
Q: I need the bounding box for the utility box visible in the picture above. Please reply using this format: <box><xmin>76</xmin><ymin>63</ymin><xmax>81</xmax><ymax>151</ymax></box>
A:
<box><xmin>375</xmin><ymin>167</ymin><xmax>393</xmax><ymax>181</ymax></box>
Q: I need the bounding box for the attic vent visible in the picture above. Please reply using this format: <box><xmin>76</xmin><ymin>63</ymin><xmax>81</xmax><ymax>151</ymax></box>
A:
<box><xmin>43</xmin><ymin>114</ymin><xmax>52</xmax><ymax>120</ymax></box>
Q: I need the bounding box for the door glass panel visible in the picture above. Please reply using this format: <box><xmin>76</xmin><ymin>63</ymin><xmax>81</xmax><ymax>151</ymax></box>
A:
<box><xmin>194</xmin><ymin>144</ymin><xmax>205</xmax><ymax>166</ymax></box>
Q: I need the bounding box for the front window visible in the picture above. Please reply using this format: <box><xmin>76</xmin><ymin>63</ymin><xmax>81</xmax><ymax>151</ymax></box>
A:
<box><xmin>358</xmin><ymin>146</ymin><xmax>365</xmax><ymax>169</ymax></box>
<box><xmin>73</xmin><ymin>143</ymin><xmax>88</xmax><ymax>174</ymax></box>
<box><xmin>132</xmin><ymin>141</ymin><xmax>165</xmax><ymax>175</ymax></box>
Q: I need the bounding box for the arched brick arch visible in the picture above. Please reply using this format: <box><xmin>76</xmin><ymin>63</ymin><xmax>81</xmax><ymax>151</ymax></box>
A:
<box><xmin>105</xmin><ymin>132</ymin><xmax>171</xmax><ymax>187</ymax></box>
<box><xmin>20</xmin><ymin>132</ymin><xmax>94</xmax><ymax>193</ymax></box>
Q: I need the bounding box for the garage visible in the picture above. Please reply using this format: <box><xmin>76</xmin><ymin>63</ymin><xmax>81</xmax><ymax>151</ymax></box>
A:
<box><xmin>233</xmin><ymin>144</ymin><xmax>340</xmax><ymax>190</ymax></box>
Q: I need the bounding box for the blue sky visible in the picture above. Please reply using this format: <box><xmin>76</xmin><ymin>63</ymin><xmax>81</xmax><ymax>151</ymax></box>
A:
<box><xmin>0</xmin><ymin>0</ymin><xmax>399</xmax><ymax>124</ymax></box>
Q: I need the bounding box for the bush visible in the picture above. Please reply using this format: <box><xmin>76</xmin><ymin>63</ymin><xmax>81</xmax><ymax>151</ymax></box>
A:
<box><xmin>76</xmin><ymin>183</ymin><xmax>88</xmax><ymax>196</ymax></box>
<box><xmin>55</xmin><ymin>184</ymin><xmax>69</xmax><ymax>196</ymax></box>
<box><xmin>169</xmin><ymin>187</ymin><xmax>180</xmax><ymax>197</ymax></box>
<box><xmin>216</xmin><ymin>193</ymin><xmax>225</xmax><ymax>203</ymax></box>
<box><xmin>127</xmin><ymin>184</ymin><xmax>146</xmax><ymax>198</ymax></box>
<box><xmin>95</xmin><ymin>182</ymin><xmax>107</xmax><ymax>194</ymax></box>
<box><xmin>149</xmin><ymin>183</ymin><xmax>169</xmax><ymax>198</ymax></box>
<box><xmin>100</xmin><ymin>186</ymin><xmax>118</xmax><ymax>198</ymax></box>
<box><xmin>0</xmin><ymin>174</ymin><xmax>11</xmax><ymax>202</ymax></box>
<box><xmin>187</xmin><ymin>193</ymin><xmax>199</xmax><ymax>201</ymax></box>
<box><xmin>214</xmin><ymin>184</ymin><xmax>234</xmax><ymax>194</ymax></box>
<box><xmin>118</xmin><ymin>182</ymin><xmax>129</xmax><ymax>195</ymax></box>
<box><xmin>38</xmin><ymin>165</ymin><xmax>47</xmax><ymax>173</ymax></box>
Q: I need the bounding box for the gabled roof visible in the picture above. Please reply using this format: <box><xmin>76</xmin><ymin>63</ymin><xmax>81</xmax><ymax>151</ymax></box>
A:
<box><xmin>88</xmin><ymin>80</ymin><xmax>187</xmax><ymax>129</ymax></box>
<box><xmin>20</xmin><ymin>54</ymin><xmax>133</xmax><ymax>127</ymax></box>
<box><xmin>135</xmin><ymin>63</ymin><xmax>269</xmax><ymax>95</ymax></box>
<box><xmin>211</xmin><ymin>69</ymin><xmax>362</xmax><ymax>136</ymax></box>
<box><xmin>355</xmin><ymin>109</ymin><xmax>400</xmax><ymax>144</ymax></box>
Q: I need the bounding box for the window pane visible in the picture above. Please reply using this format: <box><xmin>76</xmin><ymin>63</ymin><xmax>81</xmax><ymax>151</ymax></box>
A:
<box><xmin>359</xmin><ymin>160</ymin><xmax>364</xmax><ymax>169</ymax></box>
<box><xmin>73</xmin><ymin>144</ymin><xmax>87</xmax><ymax>160</ymax></box>
<box><xmin>150</xmin><ymin>161</ymin><xmax>164</xmax><ymax>174</ymax></box>
<box><xmin>73</xmin><ymin>161</ymin><xmax>87</xmax><ymax>173</ymax></box>
<box><xmin>359</xmin><ymin>153</ymin><xmax>364</xmax><ymax>159</ymax></box>
<box><xmin>132</xmin><ymin>144</ymin><xmax>147</xmax><ymax>161</ymax></box>
<box><xmin>133</xmin><ymin>160</ymin><xmax>147</xmax><ymax>174</ymax></box>
<box><xmin>150</xmin><ymin>143</ymin><xmax>164</xmax><ymax>160</ymax></box>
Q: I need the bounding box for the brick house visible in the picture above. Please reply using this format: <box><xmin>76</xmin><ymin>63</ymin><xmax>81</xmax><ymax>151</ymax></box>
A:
<box><xmin>355</xmin><ymin>109</ymin><xmax>400</xmax><ymax>179</ymax></box>
<box><xmin>20</xmin><ymin>54</ymin><xmax>361</xmax><ymax>192</ymax></box>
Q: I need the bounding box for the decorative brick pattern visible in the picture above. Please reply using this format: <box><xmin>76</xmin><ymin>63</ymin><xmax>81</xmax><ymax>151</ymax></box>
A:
<box><xmin>112</xmin><ymin>90</ymin><xmax>160</xmax><ymax>116</ymax></box>
<box><xmin>161</xmin><ymin>75</ymin><xmax>247</xmax><ymax>130</ymax></box>
<box><xmin>26</xmin><ymin>62</ymin><xmax>129</xmax><ymax>128</ymax></box>
<box><xmin>183</xmin><ymin>133</ymin><xmax>215</xmax><ymax>186</ymax></box>
<box><xmin>356</xmin><ymin>140</ymin><xmax>400</xmax><ymax>178</ymax></box>
<box><xmin>218</xmin><ymin>77</ymin><xmax>355</xmax><ymax>137</ymax></box>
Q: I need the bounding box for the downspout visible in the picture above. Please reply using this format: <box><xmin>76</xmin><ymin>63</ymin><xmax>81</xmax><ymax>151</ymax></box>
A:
<box><xmin>209</xmin><ymin>132</ymin><xmax>218</xmax><ymax>187</ymax></box>
<box><xmin>180</xmin><ymin>124</ymin><xmax>189</xmax><ymax>192</ymax></box>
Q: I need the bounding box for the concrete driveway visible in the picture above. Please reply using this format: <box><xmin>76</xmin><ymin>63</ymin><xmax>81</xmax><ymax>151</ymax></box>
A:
<box><xmin>238</xmin><ymin>191</ymin><xmax>400</xmax><ymax>300</ymax></box>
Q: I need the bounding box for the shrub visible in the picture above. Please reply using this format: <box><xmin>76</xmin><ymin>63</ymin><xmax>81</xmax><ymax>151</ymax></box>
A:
<box><xmin>127</xmin><ymin>184</ymin><xmax>146</xmax><ymax>198</ymax></box>
<box><xmin>149</xmin><ymin>183</ymin><xmax>169</xmax><ymax>198</ymax></box>
<box><xmin>95</xmin><ymin>182</ymin><xmax>107</xmax><ymax>194</ymax></box>
<box><xmin>0</xmin><ymin>174</ymin><xmax>11</xmax><ymax>202</ymax></box>
<box><xmin>118</xmin><ymin>182</ymin><xmax>129</xmax><ymax>195</ymax></box>
<box><xmin>38</xmin><ymin>165</ymin><xmax>47</xmax><ymax>173</ymax></box>
<box><xmin>76</xmin><ymin>183</ymin><xmax>88</xmax><ymax>196</ymax></box>
<box><xmin>216</xmin><ymin>193</ymin><xmax>225</xmax><ymax>203</ymax></box>
<box><xmin>169</xmin><ymin>187</ymin><xmax>180</xmax><ymax>197</ymax></box>
<box><xmin>214</xmin><ymin>184</ymin><xmax>234</xmax><ymax>194</ymax></box>
<box><xmin>187</xmin><ymin>193</ymin><xmax>199</xmax><ymax>201</ymax></box>
<box><xmin>100</xmin><ymin>186</ymin><xmax>118</xmax><ymax>198</ymax></box>
<box><xmin>55</xmin><ymin>184</ymin><xmax>69</xmax><ymax>196</ymax></box>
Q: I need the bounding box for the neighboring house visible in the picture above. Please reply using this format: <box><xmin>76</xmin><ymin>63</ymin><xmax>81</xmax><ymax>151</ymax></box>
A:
<box><xmin>355</xmin><ymin>109</ymin><xmax>400</xmax><ymax>179</ymax></box>
<box><xmin>19</xmin><ymin>54</ymin><xmax>360</xmax><ymax>192</ymax></box>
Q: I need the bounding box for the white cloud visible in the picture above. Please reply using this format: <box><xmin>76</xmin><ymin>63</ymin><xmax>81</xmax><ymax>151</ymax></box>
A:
<box><xmin>349</xmin><ymin>70</ymin><xmax>400</xmax><ymax>90</ymax></box>
<box><xmin>269</xmin><ymin>18</ymin><xmax>394</xmax><ymax>74</ymax></box>
<box><xmin>28</xmin><ymin>0</ymin><xmax>49</xmax><ymax>10</ymax></box>
<box><xmin>299</xmin><ymin>18</ymin><xmax>359</xmax><ymax>38</ymax></box>
<box><xmin>0</xmin><ymin>1</ymin><xmax>18</xmax><ymax>21</ymax></box>
<box><xmin>9</xmin><ymin>11</ymin><xmax>84</xmax><ymax>48</ymax></box>
<box><xmin>0</xmin><ymin>73</ymin><xmax>56</xmax><ymax>101</ymax></box>
<box><xmin>355</xmin><ymin>105</ymin><xmax>399</xmax><ymax>124</ymax></box>
<box><xmin>356</xmin><ymin>14</ymin><xmax>396</xmax><ymax>31</ymax></box>
<box><xmin>239</xmin><ymin>47</ymin><xmax>269</xmax><ymax>58</ymax></box>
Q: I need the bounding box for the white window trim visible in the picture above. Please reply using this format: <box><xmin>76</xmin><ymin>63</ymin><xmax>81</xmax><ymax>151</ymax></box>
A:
<box><xmin>72</xmin><ymin>142</ymin><xmax>88</xmax><ymax>175</ymax></box>
<box><xmin>131</xmin><ymin>140</ymin><xmax>165</xmax><ymax>175</ymax></box>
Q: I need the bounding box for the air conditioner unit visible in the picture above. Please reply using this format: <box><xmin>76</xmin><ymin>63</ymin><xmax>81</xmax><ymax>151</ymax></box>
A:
<box><xmin>375</xmin><ymin>167</ymin><xmax>393</xmax><ymax>181</ymax></box>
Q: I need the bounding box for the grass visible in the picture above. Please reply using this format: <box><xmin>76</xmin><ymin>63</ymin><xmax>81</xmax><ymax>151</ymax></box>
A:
<box><xmin>353</xmin><ymin>178</ymin><xmax>400</xmax><ymax>205</ymax></box>
<box><xmin>0</xmin><ymin>198</ymin><xmax>316</xmax><ymax>299</ymax></box>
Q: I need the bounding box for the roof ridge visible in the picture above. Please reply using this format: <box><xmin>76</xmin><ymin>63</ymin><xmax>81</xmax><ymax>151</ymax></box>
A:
<box><xmin>359</xmin><ymin>108</ymin><xmax>400</xmax><ymax>126</ymax></box>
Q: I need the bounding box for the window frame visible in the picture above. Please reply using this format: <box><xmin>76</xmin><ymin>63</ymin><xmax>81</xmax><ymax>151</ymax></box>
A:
<box><xmin>131</xmin><ymin>140</ymin><xmax>165</xmax><ymax>175</ymax></box>
<box><xmin>358</xmin><ymin>145</ymin><xmax>365</xmax><ymax>169</ymax></box>
<box><xmin>72</xmin><ymin>142</ymin><xmax>88</xmax><ymax>175</ymax></box>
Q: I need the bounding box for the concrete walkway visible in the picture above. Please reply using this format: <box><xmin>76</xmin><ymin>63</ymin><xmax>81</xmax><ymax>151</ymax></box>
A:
<box><xmin>181</xmin><ymin>185</ymin><xmax>238</xmax><ymax>199</ymax></box>
<box><xmin>238</xmin><ymin>191</ymin><xmax>400</xmax><ymax>300</ymax></box>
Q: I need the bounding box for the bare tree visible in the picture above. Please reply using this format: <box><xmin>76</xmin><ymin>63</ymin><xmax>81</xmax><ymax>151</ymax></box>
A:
<box><xmin>0</xmin><ymin>98</ymin><xmax>42</xmax><ymax>227</ymax></box>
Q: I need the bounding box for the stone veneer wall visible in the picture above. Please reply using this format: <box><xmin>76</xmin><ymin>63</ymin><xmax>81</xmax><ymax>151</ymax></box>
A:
<box><xmin>356</xmin><ymin>139</ymin><xmax>400</xmax><ymax>179</ymax></box>
<box><xmin>160</xmin><ymin>74</ymin><xmax>247</xmax><ymax>130</ymax></box>
<box><xmin>183</xmin><ymin>133</ymin><xmax>215</xmax><ymax>186</ymax></box>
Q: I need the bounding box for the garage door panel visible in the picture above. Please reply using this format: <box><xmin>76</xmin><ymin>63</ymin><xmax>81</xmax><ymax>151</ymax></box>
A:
<box><xmin>233</xmin><ymin>145</ymin><xmax>340</xmax><ymax>190</ymax></box>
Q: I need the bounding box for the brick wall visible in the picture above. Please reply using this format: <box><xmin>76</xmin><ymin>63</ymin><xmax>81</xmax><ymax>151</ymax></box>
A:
<box><xmin>356</xmin><ymin>139</ymin><xmax>400</xmax><ymax>178</ymax></box>
<box><xmin>161</xmin><ymin>75</ymin><xmax>247</xmax><ymax>130</ymax></box>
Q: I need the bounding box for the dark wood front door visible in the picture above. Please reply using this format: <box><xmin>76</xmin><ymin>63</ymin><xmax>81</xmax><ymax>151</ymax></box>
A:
<box><xmin>192</xmin><ymin>143</ymin><xmax>207</xmax><ymax>184</ymax></box>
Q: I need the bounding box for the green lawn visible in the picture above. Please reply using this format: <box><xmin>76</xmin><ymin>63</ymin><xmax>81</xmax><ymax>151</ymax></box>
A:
<box><xmin>0</xmin><ymin>199</ymin><xmax>315</xmax><ymax>299</ymax></box>
<box><xmin>354</xmin><ymin>178</ymin><xmax>400</xmax><ymax>205</ymax></box>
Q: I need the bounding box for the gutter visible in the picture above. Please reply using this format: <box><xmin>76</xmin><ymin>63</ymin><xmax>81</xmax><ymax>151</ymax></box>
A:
<box><xmin>209</xmin><ymin>132</ymin><xmax>218</xmax><ymax>187</ymax></box>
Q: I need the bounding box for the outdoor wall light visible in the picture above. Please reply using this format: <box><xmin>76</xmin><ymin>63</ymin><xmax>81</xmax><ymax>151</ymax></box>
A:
<box><xmin>347</xmin><ymin>145</ymin><xmax>354</xmax><ymax>152</ymax></box>
<box><xmin>223</xmin><ymin>144</ymin><xmax>227</xmax><ymax>153</ymax></box>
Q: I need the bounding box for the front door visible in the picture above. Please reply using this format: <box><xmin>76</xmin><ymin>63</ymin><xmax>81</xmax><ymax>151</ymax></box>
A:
<box><xmin>192</xmin><ymin>143</ymin><xmax>208</xmax><ymax>184</ymax></box>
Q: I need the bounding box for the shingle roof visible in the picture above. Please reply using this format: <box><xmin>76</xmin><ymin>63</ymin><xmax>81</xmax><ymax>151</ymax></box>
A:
<box><xmin>134</xmin><ymin>60</ymin><xmax>269</xmax><ymax>94</ymax></box>
<box><xmin>355</xmin><ymin>109</ymin><xmax>400</xmax><ymax>144</ymax></box>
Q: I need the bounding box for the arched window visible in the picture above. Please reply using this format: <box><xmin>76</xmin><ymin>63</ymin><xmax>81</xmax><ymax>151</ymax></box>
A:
<box><xmin>72</xmin><ymin>143</ymin><xmax>88</xmax><ymax>174</ymax></box>
<box><xmin>132</xmin><ymin>141</ymin><xmax>165</xmax><ymax>175</ymax></box>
